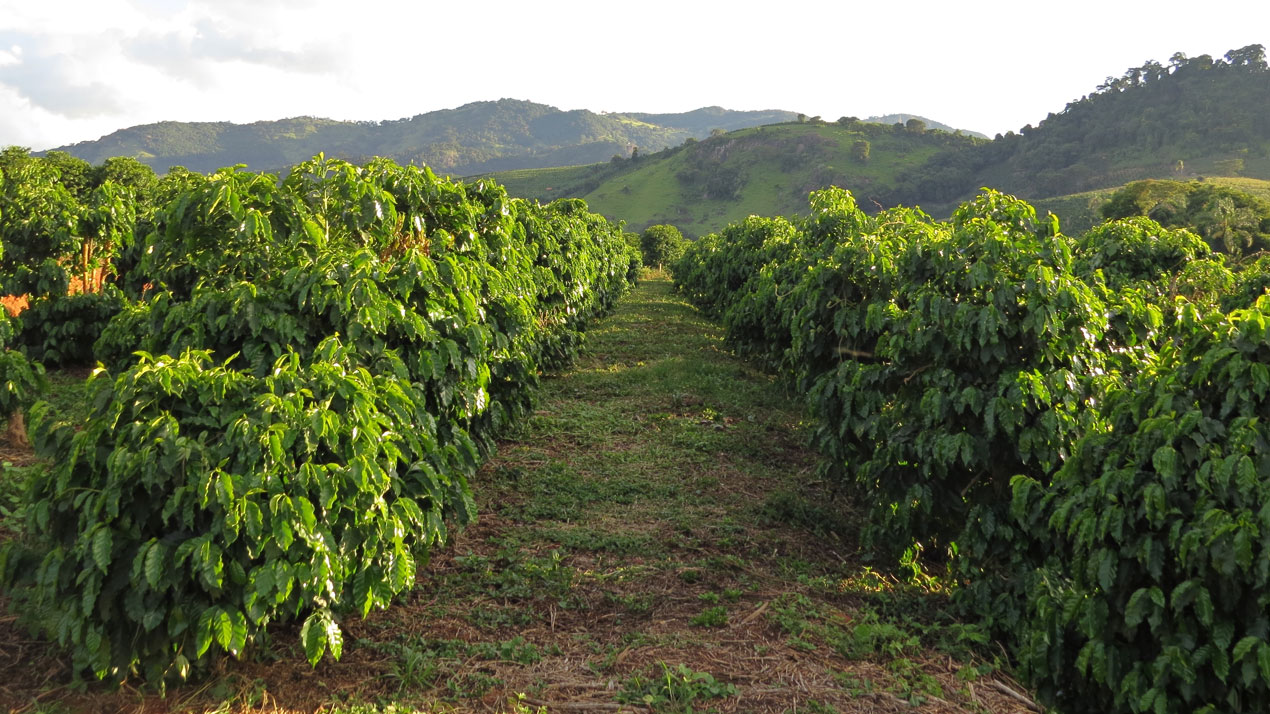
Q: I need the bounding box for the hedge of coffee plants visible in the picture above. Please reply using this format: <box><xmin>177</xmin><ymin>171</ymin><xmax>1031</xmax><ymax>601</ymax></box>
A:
<box><xmin>0</xmin><ymin>167</ymin><xmax>47</xmax><ymax>420</ymax></box>
<box><xmin>674</xmin><ymin>187</ymin><xmax>1270</xmax><ymax>713</ymax></box>
<box><xmin>0</xmin><ymin>156</ymin><xmax>637</xmax><ymax>686</ymax></box>
<box><xmin>0</xmin><ymin>153</ymin><xmax>144</xmax><ymax>368</ymax></box>
<box><xmin>0</xmin><ymin>310</ymin><xmax>45</xmax><ymax>422</ymax></box>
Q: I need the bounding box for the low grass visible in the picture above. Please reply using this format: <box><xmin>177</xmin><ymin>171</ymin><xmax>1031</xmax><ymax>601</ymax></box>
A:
<box><xmin>0</xmin><ymin>274</ymin><xmax>1035</xmax><ymax>713</ymax></box>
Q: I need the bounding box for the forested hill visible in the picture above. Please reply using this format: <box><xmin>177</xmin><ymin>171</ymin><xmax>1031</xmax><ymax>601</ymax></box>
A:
<box><xmin>40</xmin><ymin>100</ymin><xmax>799</xmax><ymax>176</ymax></box>
<box><xmin>503</xmin><ymin>44</ymin><xmax>1270</xmax><ymax>236</ymax></box>
<box><xmin>865</xmin><ymin>114</ymin><xmax>989</xmax><ymax>139</ymax></box>
<box><xmin>901</xmin><ymin>45</ymin><xmax>1270</xmax><ymax>205</ymax></box>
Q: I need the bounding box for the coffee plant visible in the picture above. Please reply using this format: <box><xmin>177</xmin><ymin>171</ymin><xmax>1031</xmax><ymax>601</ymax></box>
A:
<box><xmin>1223</xmin><ymin>255</ymin><xmax>1270</xmax><ymax>312</ymax></box>
<box><xmin>1014</xmin><ymin>296</ymin><xmax>1270</xmax><ymax>713</ymax></box>
<box><xmin>14</xmin><ymin>288</ymin><xmax>126</xmax><ymax>367</ymax></box>
<box><xmin>0</xmin><ymin>156</ymin><xmax>635</xmax><ymax>686</ymax></box>
<box><xmin>0</xmin><ymin>159</ymin><xmax>78</xmax><ymax>299</ymax></box>
<box><xmin>674</xmin><ymin>187</ymin><xmax>1270</xmax><ymax>713</ymax></box>
<box><xmin>0</xmin><ymin>304</ymin><xmax>45</xmax><ymax>422</ymax></box>
<box><xmin>0</xmin><ymin>169</ymin><xmax>47</xmax><ymax>422</ymax></box>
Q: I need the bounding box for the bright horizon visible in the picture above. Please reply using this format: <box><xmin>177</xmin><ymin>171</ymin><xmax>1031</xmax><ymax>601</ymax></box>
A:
<box><xmin>0</xmin><ymin>0</ymin><xmax>1266</xmax><ymax>152</ymax></box>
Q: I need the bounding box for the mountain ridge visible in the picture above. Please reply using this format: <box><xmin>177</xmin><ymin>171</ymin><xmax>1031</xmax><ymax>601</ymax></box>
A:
<box><xmin>38</xmin><ymin>101</ymin><xmax>984</xmax><ymax>178</ymax></box>
<box><xmin>40</xmin><ymin>100</ymin><xmax>803</xmax><ymax>176</ymax></box>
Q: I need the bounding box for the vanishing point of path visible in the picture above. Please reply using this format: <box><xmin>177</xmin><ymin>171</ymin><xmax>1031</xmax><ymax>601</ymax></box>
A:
<box><xmin>1</xmin><ymin>277</ymin><xmax>1039</xmax><ymax>714</ymax></box>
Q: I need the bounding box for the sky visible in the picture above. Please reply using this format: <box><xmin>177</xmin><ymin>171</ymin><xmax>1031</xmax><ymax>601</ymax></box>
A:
<box><xmin>0</xmin><ymin>0</ymin><xmax>1267</xmax><ymax>151</ymax></box>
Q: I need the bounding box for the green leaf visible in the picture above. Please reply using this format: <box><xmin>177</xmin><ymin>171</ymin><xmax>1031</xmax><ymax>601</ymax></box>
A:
<box><xmin>216</xmin><ymin>471</ymin><xmax>234</xmax><ymax>508</ymax></box>
<box><xmin>1233</xmin><ymin>636</ymin><xmax>1261</xmax><ymax>663</ymax></box>
<box><xmin>1196</xmin><ymin>587</ymin><xmax>1215</xmax><ymax>627</ymax></box>
<box><xmin>1152</xmin><ymin>445</ymin><xmax>1178</xmax><ymax>479</ymax></box>
<box><xmin>300</xmin><ymin>610</ymin><xmax>328</xmax><ymax>667</ymax></box>
<box><xmin>390</xmin><ymin>545</ymin><xmax>415</xmax><ymax>590</ymax></box>
<box><xmin>353</xmin><ymin>568</ymin><xmax>374</xmax><ymax>617</ymax></box>
<box><xmin>296</xmin><ymin>497</ymin><xmax>317</xmax><ymax>533</ymax></box>
<box><xmin>325</xmin><ymin>614</ymin><xmax>343</xmax><ymax>661</ymax></box>
<box><xmin>214</xmin><ymin>608</ymin><xmax>233</xmax><ymax>651</ymax></box>
<box><xmin>1096</xmin><ymin>549</ymin><xmax>1117</xmax><ymax>592</ymax></box>
<box><xmin>1214</xmin><ymin>646</ymin><xmax>1231</xmax><ymax>682</ymax></box>
<box><xmin>91</xmin><ymin>527</ymin><xmax>112</xmax><ymax>574</ymax></box>
<box><xmin>1125</xmin><ymin>587</ymin><xmax>1154</xmax><ymax>628</ymax></box>
<box><xmin>229</xmin><ymin>609</ymin><xmax>247</xmax><ymax>657</ymax></box>
<box><xmin>195</xmin><ymin>607</ymin><xmax>216</xmax><ymax>658</ymax></box>
<box><xmin>268</xmin><ymin>430</ymin><xmax>284</xmax><ymax>464</ymax></box>
<box><xmin>244</xmin><ymin>500</ymin><xmax>263</xmax><ymax>542</ymax></box>
<box><xmin>144</xmin><ymin>542</ymin><xmax>165</xmax><ymax>588</ymax></box>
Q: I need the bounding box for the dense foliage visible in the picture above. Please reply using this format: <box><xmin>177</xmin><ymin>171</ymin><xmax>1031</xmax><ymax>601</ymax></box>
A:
<box><xmin>675</xmin><ymin>187</ymin><xmax>1270</xmax><ymax>713</ymax></box>
<box><xmin>1101</xmin><ymin>179</ymin><xmax>1270</xmax><ymax>256</ymax></box>
<box><xmin>678</xmin><ymin>190</ymin><xmax>1113</xmax><ymax>620</ymax></box>
<box><xmin>640</xmin><ymin>224</ymin><xmax>687</xmax><ymax>269</ymax></box>
<box><xmin>0</xmin><ymin>167</ymin><xmax>47</xmax><ymax>421</ymax></box>
<box><xmin>0</xmin><ymin>156</ymin><xmax>636</xmax><ymax>686</ymax></box>
<box><xmin>0</xmin><ymin>310</ymin><xmax>45</xmax><ymax>422</ymax></box>
<box><xmin>14</xmin><ymin>289</ymin><xmax>127</xmax><ymax>367</ymax></box>
<box><xmin>0</xmin><ymin>149</ymin><xmax>150</xmax><ymax>367</ymax></box>
<box><xmin>1016</xmin><ymin>297</ymin><xmax>1270</xmax><ymax>713</ymax></box>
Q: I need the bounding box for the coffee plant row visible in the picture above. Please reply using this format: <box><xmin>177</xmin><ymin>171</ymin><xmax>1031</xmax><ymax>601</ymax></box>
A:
<box><xmin>0</xmin><ymin>155</ymin><xmax>638</xmax><ymax>686</ymax></box>
<box><xmin>674</xmin><ymin>188</ymin><xmax>1270</xmax><ymax>714</ymax></box>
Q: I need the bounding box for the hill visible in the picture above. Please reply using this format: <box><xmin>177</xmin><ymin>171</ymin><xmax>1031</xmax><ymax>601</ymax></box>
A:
<box><xmin>486</xmin><ymin>45</ymin><xmax>1270</xmax><ymax>236</ymax></box>
<box><xmin>865</xmin><ymin>114</ymin><xmax>989</xmax><ymax>139</ymax></box>
<box><xmin>623</xmin><ymin>106</ymin><xmax>799</xmax><ymax>133</ymax></box>
<box><xmin>480</xmin><ymin>119</ymin><xmax>982</xmax><ymax>237</ymax></box>
<box><xmin>897</xmin><ymin>45</ymin><xmax>1270</xmax><ymax>204</ymax></box>
<box><xmin>40</xmin><ymin>100</ymin><xmax>799</xmax><ymax>176</ymax></box>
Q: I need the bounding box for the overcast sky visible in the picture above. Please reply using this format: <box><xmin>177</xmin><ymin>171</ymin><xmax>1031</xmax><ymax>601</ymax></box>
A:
<box><xmin>1</xmin><ymin>0</ymin><xmax>1266</xmax><ymax>151</ymax></box>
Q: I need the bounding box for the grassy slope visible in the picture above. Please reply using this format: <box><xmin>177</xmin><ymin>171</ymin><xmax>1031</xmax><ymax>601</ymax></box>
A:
<box><xmin>488</xmin><ymin>154</ymin><xmax>1270</xmax><ymax>242</ymax></box>
<box><xmin>478</xmin><ymin>164</ymin><xmax>626</xmax><ymax>206</ymax></box>
<box><xmin>470</xmin><ymin>164</ymin><xmax>591</xmax><ymax>197</ymax></box>
<box><xmin>577</xmin><ymin>124</ymin><xmax>947</xmax><ymax>237</ymax></box>
<box><xmin>0</xmin><ymin>276</ymin><xmax>1034</xmax><ymax>714</ymax></box>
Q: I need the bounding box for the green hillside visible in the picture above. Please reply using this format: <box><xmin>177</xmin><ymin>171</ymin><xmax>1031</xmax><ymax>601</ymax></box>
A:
<box><xmin>488</xmin><ymin>120</ymin><xmax>980</xmax><ymax>236</ymax></box>
<box><xmin>486</xmin><ymin>45</ymin><xmax>1270</xmax><ymax>237</ymax></box>
<box><xmin>898</xmin><ymin>45</ymin><xmax>1270</xmax><ymax>204</ymax></box>
<box><xmin>40</xmin><ymin>101</ymin><xmax>798</xmax><ymax>176</ymax></box>
<box><xmin>478</xmin><ymin>163</ymin><xmax>631</xmax><ymax>203</ymax></box>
